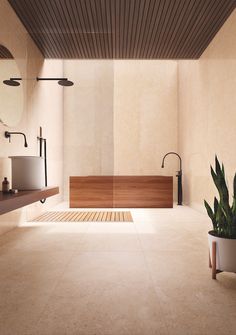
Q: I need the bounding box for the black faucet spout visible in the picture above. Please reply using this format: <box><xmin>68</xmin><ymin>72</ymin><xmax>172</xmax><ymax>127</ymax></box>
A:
<box><xmin>161</xmin><ymin>151</ymin><xmax>182</xmax><ymax>171</ymax></box>
<box><xmin>5</xmin><ymin>131</ymin><xmax>28</xmax><ymax>147</ymax></box>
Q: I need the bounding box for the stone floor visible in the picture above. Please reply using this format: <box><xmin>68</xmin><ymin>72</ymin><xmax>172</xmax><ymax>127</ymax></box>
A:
<box><xmin>0</xmin><ymin>204</ymin><xmax>235</xmax><ymax>335</ymax></box>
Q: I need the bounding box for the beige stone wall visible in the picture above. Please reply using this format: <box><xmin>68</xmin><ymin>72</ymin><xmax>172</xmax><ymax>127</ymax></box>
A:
<box><xmin>113</xmin><ymin>61</ymin><xmax>178</xmax><ymax>176</ymax></box>
<box><xmin>63</xmin><ymin>60</ymin><xmax>178</xmax><ymax>199</ymax></box>
<box><xmin>178</xmin><ymin>10</ymin><xmax>236</xmax><ymax>212</ymax></box>
<box><xmin>63</xmin><ymin>60</ymin><xmax>114</xmax><ymax>198</ymax></box>
<box><xmin>0</xmin><ymin>0</ymin><xmax>64</xmax><ymax>234</ymax></box>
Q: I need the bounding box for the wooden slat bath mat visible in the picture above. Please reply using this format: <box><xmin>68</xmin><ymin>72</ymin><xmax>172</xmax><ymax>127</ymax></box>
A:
<box><xmin>32</xmin><ymin>211</ymin><xmax>133</xmax><ymax>222</ymax></box>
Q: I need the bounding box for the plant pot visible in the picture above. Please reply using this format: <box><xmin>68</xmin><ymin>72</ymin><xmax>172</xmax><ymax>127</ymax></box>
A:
<box><xmin>208</xmin><ymin>231</ymin><xmax>236</xmax><ymax>273</ymax></box>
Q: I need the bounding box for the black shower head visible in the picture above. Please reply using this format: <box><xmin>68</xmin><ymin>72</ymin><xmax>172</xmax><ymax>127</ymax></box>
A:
<box><xmin>3</xmin><ymin>78</ymin><xmax>21</xmax><ymax>86</ymax></box>
<box><xmin>58</xmin><ymin>79</ymin><xmax>74</xmax><ymax>86</ymax></box>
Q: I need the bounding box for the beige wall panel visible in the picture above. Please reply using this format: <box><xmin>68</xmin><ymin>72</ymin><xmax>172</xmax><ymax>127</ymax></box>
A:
<box><xmin>63</xmin><ymin>60</ymin><xmax>114</xmax><ymax>199</ymax></box>
<box><xmin>113</xmin><ymin>61</ymin><xmax>178</xmax><ymax>177</ymax></box>
<box><xmin>178</xmin><ymin>10</ymin><xmax>236</xmax><ymax>212</ymax></box>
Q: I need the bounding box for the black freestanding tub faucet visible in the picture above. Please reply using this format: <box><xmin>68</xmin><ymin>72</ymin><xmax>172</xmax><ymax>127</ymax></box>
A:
<box><xmin>161</xmin><ymin>152</ymin><xmax>183</xmax><ymax>205</ymax></box>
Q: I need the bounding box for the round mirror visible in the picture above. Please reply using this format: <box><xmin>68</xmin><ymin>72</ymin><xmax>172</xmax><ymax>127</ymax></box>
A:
<box><xmin>0</xmin><ymin>45</ymin><xmax>24</xmax><ymax>127</ymax></box>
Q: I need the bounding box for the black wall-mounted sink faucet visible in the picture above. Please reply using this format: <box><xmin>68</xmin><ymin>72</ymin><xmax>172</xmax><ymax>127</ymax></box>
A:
<box><xmin>5</xmin><ymin>131</ymin><xmax>28</xmax><ymax>147</ymax></box>
<box><xmin>161</xmin><ymin>152</ymin><xmax>183</xmax><ymax>205</ymax></box>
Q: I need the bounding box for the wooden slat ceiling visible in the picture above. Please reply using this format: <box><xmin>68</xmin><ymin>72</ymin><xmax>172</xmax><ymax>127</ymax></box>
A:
<box><xmin>8</xmin><ymin>0</ymin><xmax>236</xmax><ymax>59</ymax></box>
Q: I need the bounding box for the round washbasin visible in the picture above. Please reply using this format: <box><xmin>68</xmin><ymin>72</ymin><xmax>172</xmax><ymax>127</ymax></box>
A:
<box><xmin>9</xmin><ymin>156</ymin><xmax>44</xmax><ymax>190</ymax></box>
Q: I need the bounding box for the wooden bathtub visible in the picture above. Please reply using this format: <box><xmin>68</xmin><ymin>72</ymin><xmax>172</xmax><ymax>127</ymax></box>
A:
<box><xmin>70</xmin><ymin>176</ymin><xmax>173</xmax><ymax>208</ymax></box>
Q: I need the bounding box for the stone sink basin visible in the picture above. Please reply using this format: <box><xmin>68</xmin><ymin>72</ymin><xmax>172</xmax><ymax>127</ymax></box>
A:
<box><xmin>9</xmin><ymin>156</ymin><xmax>44</xmax><ymax>190</ymax></box>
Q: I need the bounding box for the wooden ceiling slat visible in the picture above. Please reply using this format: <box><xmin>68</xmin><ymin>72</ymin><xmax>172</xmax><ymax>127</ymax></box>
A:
<box><xmin>35</xmin><ymin>0</ymin><xmax>70</xmax><ymax>58</ymax></box>
<box><xmin>49</xmin><ymin>0</ymin><xmax>77</xmax><ymax>58</ymax></box>
<box><xmin>88</xmin><ymin>0</ymin><xmax>101</xmax><ymax>58</ymax></box>
<box><xmin>103</xmin><ymin>0</ymin><xmax>111</xmax><ymax>58</ymax></box>
<box><xmin>178</xmin><ymin>0</ymin><xmax>219</xmax><ymax>57</ymax></box>
<box><xmin>125</xmin><ymin>0</ymin><xmax>135</xmax><ymax>58</ymax></box>
<box><xmin>194</xmin><ymin>1</ymin><xmax>236</xmax><ymax>58</ymax></box>
<box><xmin>90</xmin><ymin>0</ymin><xmax>106</xmax><ymax>58</ymax></box>
<box><xmin>132</xmin><ymin>0</ymin><xmax>146</xmax><ymax>58</ymax></box>
<box><xmin>24</xmin><ymin>0</ymin><xmax>61</xmax><ymax>58</ymax></box>
<box><xmin>139</xmin><ymin>0</ymin><xmax>160</xmax><ymax>58</ymax></box>
<box><xmin>109</xmin><ymin>0</ymin><xmax>116</xmax><ymax>58</ymax></box>
<box><xmin>114</xmin><ymin>0</ymin><xmax>120</xmax><ymax>58</ymax></box>
<box><xmin>164</xmin><ymin>0</ymin><xmax>192</xmax><ymax>58</ymax></box>
<box><xmin>8</xmin><ymin>0</ymin><xmax>236</xmax><ymax>59</ymax></box>
<box><xmin>146</xmin><ymin>0</ymin><xmax>166</xmax><ymax>58</ymax></box>
<box><xmin>187</xmin><ymin>0</ymin><xmax>234</xmax><ymax>58</ymax></box>
<box><xmin>136</xmin><ymin>0</ymin><xmax>152</xmax><ymax>58</ymax></box>
<box><xmin>153</xmin><ymin>0</ymin><xmax>175</xmax><ymax>57</ymax></box>
<box><xmin>9</xmin><ymin>0</ymin><xmax>58</xmax><ymax>58</ymax></box>
<box><xmin>122</xmin><ymin>1</ymin><xmax>130</xmax><ymax>58</ymax></box>
<box><xmin>120</xmin><ymin>0</ymin><xmax>127</xmax><ymax>58</ymax></box>
<box><xmin>160</xmin><ymin>0</ymin><xmax>186</xmax><ymax>58</ymax></box>
<box><xmin>32</xmin><ymin>0</ymin><xmax>63</xmax><ymax>58</ymax></box>
<box><xmin>99</xmin><ymin>0</ymin><xmax>111</xmax><ymax>58</ymax></box>
<box><xmin>119</xmin><ymin>0</ymin><xmax>126</xmax><ymax>59</ymax></box>
<box><xmin>167</xmin><ymin>0</ymin><xmax>199</xmax><ymax>58</ymax></box>
<box><xmin>80</xmin><ymin>0</ymin><xmax>99</xmax><ymax>58</ymax></box>
<box><xmin>74</xmin><ymin>0</ymin><xmax>93</xmax><ymax>58</ymax></box>
<box><xmin>63</xmin><ymin>0</ymin><xmax>86</xmax><ymax>58</ymax></box>
<box><xmin>176</xmin><ymin>0</ymin><xmax>213</xmax><ymax>59</ymax></box>
<box><xmin>132</xmin><ymin>0</ymin><xmax>143</xmax><ymax>58</ymax></box>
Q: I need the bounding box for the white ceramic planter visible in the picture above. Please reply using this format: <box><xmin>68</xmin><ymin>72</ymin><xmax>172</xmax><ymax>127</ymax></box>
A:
<box><xmin>208</xmin><ymin>231</ymin><xmax>236</xmax><ymax>273</ymax></box>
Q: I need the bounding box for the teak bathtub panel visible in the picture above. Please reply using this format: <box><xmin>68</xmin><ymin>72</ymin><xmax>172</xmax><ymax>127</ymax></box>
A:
<box><xmin>70</xmin><ymin>176</ymin><xmax>113</xmax><ymax>208</ymax></box>
<box><xmin>113</xmin><ymin>176</ymin><xmax>173</xmax><ymax>208</ymax></box>
<box><xmin>70</xmin><ymin>176</ymin><xmax>173</xmax><ymax>208</ymax></box>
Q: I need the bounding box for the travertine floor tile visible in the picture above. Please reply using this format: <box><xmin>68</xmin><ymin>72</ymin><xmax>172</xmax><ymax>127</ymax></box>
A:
<box><xmin>34</xmin><ymin>285</ymin><xmax>168</xmax><ymax>335</ymax></box>
<box><xmin>0</xmin><ymin>204</ymin><xmax>235</xmax><ymax>335</ymax></box>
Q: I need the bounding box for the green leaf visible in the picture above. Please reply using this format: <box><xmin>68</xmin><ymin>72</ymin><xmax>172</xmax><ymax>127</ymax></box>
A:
<box><xmin>204</xmin><ymin>200</ymin><xmax>214</xmax><ymax>218</ymax></box>
<box><xmin>215</xmin><ymin>155</ymin><xmax>221</xmax><ymax>176</ymax></box>
<box><xmin>211</xmin><ymin>161</ymin><xmax>230</xmax><ymax>209</ymax></box>
<box><xmin>214</xmin><ymin>197</ymin><xmax>219</xmax><ymax>214</ymax></box>
<box><xmin>222</xmin><ymin>163</ymin><xmax>225</xmax><ymax>178</ymax></box>
<box><xmin>204</xmin><ymin>200</ymin><xmax>216</xmax><ymax>230</ymax></box>
<box><xmin>210</xmin><ymin>166</ymin><xmax>218</xmax><ymax>187</ymax></box>
<box><xmin>233</xmin><ymin>173</ymin><xmax>236</xmax><ymax>198</ymax></box>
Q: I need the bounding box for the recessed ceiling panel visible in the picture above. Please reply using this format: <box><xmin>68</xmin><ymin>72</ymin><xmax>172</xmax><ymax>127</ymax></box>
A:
<box><xmin>8</xmin><ymin>0</ymin><xmax>236</xmax><ymax>59</ymax></box>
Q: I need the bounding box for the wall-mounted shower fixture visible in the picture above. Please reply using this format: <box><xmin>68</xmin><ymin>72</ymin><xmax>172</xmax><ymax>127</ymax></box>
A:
<box><xmin>3</xmin><ymin>77</ymin><xmax>74</xmax><ymax>86</ymax></box>
<box><xmin>161</xmin><ymin>152</ymin><xmax>183</xmax><ymax>206</ymax></box>
<box><xmin>5</xmin><ymin>131</ymin><xmax>28</xmax><ymax>147</ymax></box>
<box><xmin>3</xmin><ymin>78</ymin><xmax>22</xmax><ymax>86</ymax></box>
<box><xmin>36</xmin><ymin>77</ymin><xmax>74</xmax><ymax>86</ymax></box>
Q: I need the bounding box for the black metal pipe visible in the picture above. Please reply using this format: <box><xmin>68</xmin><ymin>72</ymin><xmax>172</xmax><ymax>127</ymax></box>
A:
<box><xmin>36</xmin><ymin>77</ymin><xmax>68</xmax><ymax>81</ymax></box>
<box><xmin>44</xmin><ymin>139</ymin><xmax>48</xmax><ymax>187</ymax></box>
<box><xmin>38</xmin><ymin>127</ymin><xmax>48</xmax><ymax>204</ymax></box>
<box><xmin>176</xmin><ymin>171</ymin><xmax>183</xmax><ymax>206</ymax></box>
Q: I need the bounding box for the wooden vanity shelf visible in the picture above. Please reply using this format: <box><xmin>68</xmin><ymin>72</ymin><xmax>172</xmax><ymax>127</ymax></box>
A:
<box><xmin>0</xmin><ymin>187</ymin><xmax>59</xmax><ymax>215</ymax></box>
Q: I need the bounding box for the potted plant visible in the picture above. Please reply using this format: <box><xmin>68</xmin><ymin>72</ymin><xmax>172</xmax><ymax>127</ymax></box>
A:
<box><xmin>204</xmin><ymin>156</ymin><xmax>236</xmax><ymax>279</ymax></box>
